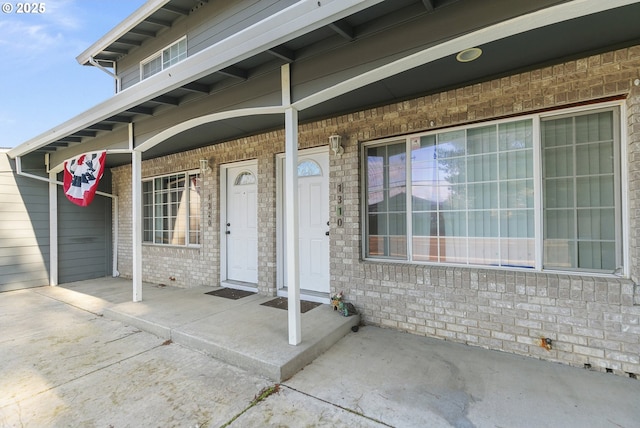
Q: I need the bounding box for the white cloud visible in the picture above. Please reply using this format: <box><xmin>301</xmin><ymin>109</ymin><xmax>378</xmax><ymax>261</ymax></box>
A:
<box><xmin>0</xmin><ymin>20</ymin><xmax>61</xmax><ymax>49</ymax></box>
<box><xmin>42</xmin><ymin>0</ymin><xmax>82</xmax><ymax>30</ymax></box>
<box><xmin>0</xmin><ymin>0</ymin><xmax>85</xmax><ymax>70</ymax></box>
<box><xmin>0</xmin><ymin>1</ymin><xmax>148</xmax><ymax>147</ymax></box>
<box><xmin>0</xmin><ymin>112</ymin><xmax>16</xmax><ymax>126</ymax></box>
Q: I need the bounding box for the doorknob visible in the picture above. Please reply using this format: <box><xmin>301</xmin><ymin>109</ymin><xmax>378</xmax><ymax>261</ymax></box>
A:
<box><xmin>325</xmin><ymin>231</ymin><xmax>329</xmax><ymax>236</ymax></box>
<box><xmin>227</xmin><ymin>223</ymin><xmax>231</xmax><ymax>227</ymax></box>
<box><xmin>226</xmin><ymin>231</ymin><xmax>231</xmax><ymax>235</ymax></box>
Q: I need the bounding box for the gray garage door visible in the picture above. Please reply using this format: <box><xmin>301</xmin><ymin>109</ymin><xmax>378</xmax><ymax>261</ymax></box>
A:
<box><xmin>57</xmin><ymin>170</ymin><xmax>113</xmax><ymax>284</ymax></box>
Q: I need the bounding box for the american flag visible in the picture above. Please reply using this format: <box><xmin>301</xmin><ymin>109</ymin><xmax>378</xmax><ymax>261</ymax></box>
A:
<box><xmin>63</xmin><ymin>151</ymin><xmax>106</xmax><ymax>207</ymax></box>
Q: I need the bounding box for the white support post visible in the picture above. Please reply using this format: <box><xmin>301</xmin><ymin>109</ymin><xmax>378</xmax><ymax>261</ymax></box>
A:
<box><xmin>285</xmin><ymin>106</ymin><xmax>301</xmax><ymax>345</ymax></box>
<box><xmin>281</xmin><ymin>63</ymin><xmax>291</xmax><ymax>106</ymax></box>
<box><xmin>48</xmin><ymin>171</ymin><xmax>58</xmax><ymax>286</ymax></box>
<box><xmin>112</xmin><ymin>196</ymin><xmax>120</xmax><ymax>277</ymax></box>
<box><xmin>132</xmin><ymin>149</ymin><xmax>142</xmax><ymax>302</ymax></box>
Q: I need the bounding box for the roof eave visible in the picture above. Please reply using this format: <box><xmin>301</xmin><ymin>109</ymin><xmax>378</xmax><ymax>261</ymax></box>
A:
<box><xmin>75</xmin><ymin>0</ymin><xmax>170</xmax><ymax>66</ymax></box>
<box><xmin>9</xmin><ymin>0</ymin><xmax>386</xmax><ymax>159</ymax></box>
<box><xmin>13</xmin><ymin>0</ymin><xmax>637</xmax><ymax>161</ymax></box>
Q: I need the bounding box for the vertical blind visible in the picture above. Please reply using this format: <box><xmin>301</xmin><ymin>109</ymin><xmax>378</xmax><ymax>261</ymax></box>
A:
<box><xmin>364</xmin><ymin>107</ymin><xmax>620</xmax><ymax>273</ymax></box>
<box><xmin>542</xmin><ymin>111</ymin><xmax>617</xmax><ymax>271</ymax></box>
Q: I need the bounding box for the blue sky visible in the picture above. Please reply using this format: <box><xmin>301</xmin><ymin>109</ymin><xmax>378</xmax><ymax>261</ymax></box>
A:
<box><xmin>0</xmin><ymin>0</ymin><xmax>146</xmax><ymax>148</ymax></box>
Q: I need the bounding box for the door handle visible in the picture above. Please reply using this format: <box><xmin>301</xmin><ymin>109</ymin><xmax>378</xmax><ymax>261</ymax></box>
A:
<box><xmin>325</xmin><ymin>231</ymin><xmax>329</xmax><ymax>236</ymax></box>
<box><xmin>226</xmin><ymin>231</ymin><xmax>231</xmax><ymax>235</ymax></box>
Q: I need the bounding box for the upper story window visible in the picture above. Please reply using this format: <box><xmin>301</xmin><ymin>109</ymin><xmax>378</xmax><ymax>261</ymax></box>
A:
<box><xmin>143</xmin><ymin>171</ymin><xmax>201</xmax><ymax>246</ymax></box>
<box><xmin>140</xmin><ymin>37</ymin><xmax>187</xmax><ymax>80</ymax></box>
<box><xmin>362</xmin><ymin>105</ymin><xmax>623</xmax><ymax>275</ymax></box>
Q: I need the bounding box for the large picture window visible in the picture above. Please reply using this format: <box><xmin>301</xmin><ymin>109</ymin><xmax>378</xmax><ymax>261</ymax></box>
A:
<box><xmin>143</xmin><ymin>171</ymin><xmax>201</xmax><ymax>246</ymax></box>
<box><xmin>363</xmin><ymin>106</ymin><xmax>622</xmax><ymax>274</ymax></box>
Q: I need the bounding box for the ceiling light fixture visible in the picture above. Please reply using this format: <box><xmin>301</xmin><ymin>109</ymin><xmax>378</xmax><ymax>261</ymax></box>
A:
<box><xmin>456</xmin><ymin>47</ymin><xmax>482</xmax><ymax>63</ymax></box>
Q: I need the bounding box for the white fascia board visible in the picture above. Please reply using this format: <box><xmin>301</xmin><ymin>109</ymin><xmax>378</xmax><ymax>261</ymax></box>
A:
<box><xmin>136</xmin><ymin>106</ymin><xmax>286</xmax><ymax>153</ymax></box>
<box><xmin>76</xmin><ymin>0</ymin><xmax>170</xmax><ymax>66</ymax></box>
<box><xmin>294</xmin><ymin>0</ymin><xmax>640</xmax><ymax>111</ymax></box>
<box><xmin>9</xmin><ymin>0</ymin><xmax>384</xmax><ymax>159</ymax></box>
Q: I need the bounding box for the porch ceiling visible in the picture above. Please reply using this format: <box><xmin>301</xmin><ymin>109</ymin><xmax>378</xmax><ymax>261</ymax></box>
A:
<box><xmin>20</xmin><ymin>0</ymin><xmax>640</xmax><ymax>166</ymax></box>
<box><xmin>300</xmin><ymin>2</ymin><xmax>640</xmax><ymax>122</ymax></box>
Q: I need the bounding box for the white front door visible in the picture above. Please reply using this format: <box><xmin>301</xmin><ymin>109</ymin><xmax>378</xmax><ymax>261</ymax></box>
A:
<box><xmin>281</xmin><ymin>150</ymin><xmax>330</xmax><ymax>295</ymax></box>
<box><xmin>225</xmin><ymin>163</ymin><xmax>258</xmax><ymax>284</ymax></box>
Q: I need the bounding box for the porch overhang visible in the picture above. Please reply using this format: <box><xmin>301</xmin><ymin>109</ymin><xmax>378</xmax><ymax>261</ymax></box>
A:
<box><xmin>10</xmin><ymin>0</ymin><xmax>640</xmax><ymax>348</ymax></box>
<box><xmin>8</xmin><ymin>0</ymin><xmax>388</xmax><ymax>162</ymax></box>
<box><xmin>9</xmin><ymin>0</ymin><xmax>640</xmax><ymax>167</ymax></box>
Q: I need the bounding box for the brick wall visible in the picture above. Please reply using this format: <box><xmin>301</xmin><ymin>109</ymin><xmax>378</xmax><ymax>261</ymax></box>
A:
<box><xmin>112</xmin><ymin>45</ymin><xmax>640</xmax><ymax>376</ymax></box>
<box><xmin>113</xmin><ymin>147</ymin><xmax>217</xmax><ymax>288</ymax></box>
<box><xmin>111</xmin><ymin>126</ymin><xmax>335</xmax><ymax>292</ymax></box>
<box><xmin>325</xmin><ymin>46</ymin><xmax>640</xmax><ymax>376</ymax></box>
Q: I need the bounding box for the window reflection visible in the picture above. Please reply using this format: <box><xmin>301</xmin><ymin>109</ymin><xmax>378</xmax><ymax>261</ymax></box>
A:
<box><xmin>366</xmin><ymin>142</ymin><xmax>407</xmax><ymax>258</ymax></box>
<box><xmin>234</xmin><ymin>171</ymin><xmax>256</xmax><ymax>185</ymax></box>
<box><xmin>365</xmin><ymin>120</ymin><xmax>536</xmax><ymax>268</ymax></box>
<box><xmin>297</xmin><ymin>160</ymin><xmax>322</xmax><ymax>177</ymax></box>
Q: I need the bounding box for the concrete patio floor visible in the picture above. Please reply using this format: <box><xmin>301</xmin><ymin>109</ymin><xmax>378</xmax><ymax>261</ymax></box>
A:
<box><xmin>4</xmin><ymin>279</ymin><xmax>640</xmax><ymax>426</ymax></box>
<box><xmin>34</xmin><ymin>277</ymin><xmax>358</xmax><ymax>382</ymax></box>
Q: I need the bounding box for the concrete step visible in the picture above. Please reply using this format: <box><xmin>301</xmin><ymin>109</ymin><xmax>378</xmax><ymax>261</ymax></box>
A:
<box><xmin>100</xmin><ymin>286</ymin><xmax>359</xmax><ymax>381</ymax></box>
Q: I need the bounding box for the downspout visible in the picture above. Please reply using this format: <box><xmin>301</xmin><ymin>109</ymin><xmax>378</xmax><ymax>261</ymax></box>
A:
<box><xmin>16</xmin><ymin>155</ymin><xmax>121</xmax><ymax>280</ymax></box>
<box><xmin>49</xmin><ymin>168</ymin><xmax>57</xmax><ymax>286</ymax></box>
<box><xmin>88</xmin><ymin>57</ymin><xmax>121</xmax><ymax>93</ymax></box>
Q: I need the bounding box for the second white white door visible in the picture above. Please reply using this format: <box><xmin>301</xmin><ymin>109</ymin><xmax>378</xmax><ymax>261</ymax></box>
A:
<box><xmin>283</xmin><ymin>150</ymin><xmax>330</xmax><ymax>294</ymax></box>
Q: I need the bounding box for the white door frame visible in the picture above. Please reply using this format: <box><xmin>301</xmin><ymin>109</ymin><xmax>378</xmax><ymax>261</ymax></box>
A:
<box><xmin>276</xmin><ymin>146</ymin><xmax>330</xmax><ymax>303</ymax></box>
<box><xmin>220</xmin><ymin>159</ymin><xmax>258</xmax><ymax>291</ymax></box>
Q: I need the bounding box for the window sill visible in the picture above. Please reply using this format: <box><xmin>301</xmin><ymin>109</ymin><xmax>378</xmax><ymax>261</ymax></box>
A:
<box><xmin>359</xmin><ymin>257</ymin><xmax>628</xmax><ymax>279</ymax></box>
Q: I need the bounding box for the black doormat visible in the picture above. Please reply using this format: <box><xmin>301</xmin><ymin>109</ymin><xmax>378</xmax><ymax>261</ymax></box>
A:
<box><xmin>205</xmin><ymin>288</ymin><xmax>255</xmax><ymax>300</ymax></box>
<box><xmin>260</xmin><ymin>297</ymin><xmax>321</xmax><ymax>313</ymax></box>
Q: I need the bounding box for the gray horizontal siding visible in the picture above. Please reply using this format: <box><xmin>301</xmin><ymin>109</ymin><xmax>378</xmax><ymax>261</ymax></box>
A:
<box><xmin>0</xmin><ymin>152</ymin><xmax>50</xmax><ymax>292</ymax></box>
<box><xmin>187</xmin><ymin>0</ymin><xmax>294</xmax><ymax>57</ymax></box>
<box><xmin>0</xmin><ymin>151</ymin><xmax>114</xmax><ymax>289</ymax></box>
<box><xmin>118</xmin><ymin>0</ymin><xmax>296</xmax><ymax>90</ymax></box>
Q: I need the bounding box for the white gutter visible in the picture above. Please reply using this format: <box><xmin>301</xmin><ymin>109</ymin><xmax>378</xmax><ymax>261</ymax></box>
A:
<box><xmin>48</xmin><ymin>169</ymin><xmax>57</xmax><ymax>285</ymax></box>
<box><xmin>76</xmin><ymin>0</ymin><xmax>170</xmax><ymax>66</ymax></box>
<box><xmin>88</xmin><ymin>57</ymin><xmax>121</xmax><ymax>93</ymax></box>
<box><xmin>8</xmin><ymin>0</ymin><xmax>385</xmax><ymax>158</ymax></box>
<box><xmin>15</xmin><ymin>156</ymin><xmax>121</xmax><ymax>279</ymax></box>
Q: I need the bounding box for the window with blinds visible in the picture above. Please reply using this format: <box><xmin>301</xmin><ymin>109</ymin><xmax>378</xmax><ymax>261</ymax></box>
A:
<box><xmin>362</xmin><ymin>106</ymin><xmax>622</xmax><ymax>274</ymax></box>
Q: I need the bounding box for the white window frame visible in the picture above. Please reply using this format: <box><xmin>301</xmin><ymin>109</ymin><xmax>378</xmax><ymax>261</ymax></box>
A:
<box><xmin>140</xmin><ymin>36</ymin><xmax>187</xmax><ymax>81</ymax></box>
<box><xmin>142</xmin><ymin>169</ymin><xmax>201</xmax><ymax>247</ymax></box>
<box><xmin>361</xmin><ymin>101</ymin><xmax>628</xmax><ymax>277</ymax></box>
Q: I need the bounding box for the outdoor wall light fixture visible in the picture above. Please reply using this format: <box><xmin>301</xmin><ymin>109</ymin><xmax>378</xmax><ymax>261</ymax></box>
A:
<box><xmin>329</xmin><ymin>134</ymin><xmax>344</xmax><ymax>157</ymax></box>
<box><xmin>199</xmin><ymin>159</ymin><xmax>210</xmax><ymax>173</ymax></box>
<box><xmin>456</xmin><ymin>47</ymin><xmax>482</xmax><ymax>63</ymax></box>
